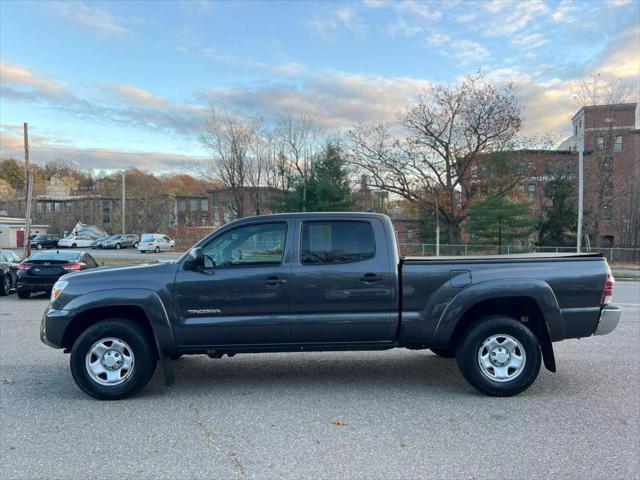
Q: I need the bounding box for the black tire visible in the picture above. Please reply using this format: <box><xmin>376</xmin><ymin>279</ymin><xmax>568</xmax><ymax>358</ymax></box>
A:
<box><xmin>171</xmin><ymin>353</ymin><xmax>183</xmax><ymax>360</ymax></box>
<box><xmin>430</xmin><ymin>346</ymin><xmax>456</xmax><ymax>358</ymax></box>
<box><xmin>133</xmin><ymin>242</ymin><xmax>139</xmax><ymax>248</ymax></box>
<box><xmin>115</xmin><ymin>243</ymin><xmax>121</xmax><ymax>250</ymax></box>
<box><xmin>17</xmin><ymin>290</ymin><xmax>30</xmax><ymax>299</ymax></box>
<box><xmin>71</xmin><ymin>243</ymin><xmax>77</xmax><ymax>248</ymax></box>
<box><xmin>70</xmin><ymin>319</ymin><xmax>157</xmax><ymax>400</ymax></box>
<box><xmin>0</xmin><ymin>274</ymin><xmax>10</xmax><ymax>296</ymax></box>
<box><xmin>37</xmin><ymin>243</ymin><xmax>43</xmax><ymax>250</ymax></box>
<box><xmin>154</xmin><ymin>246</ymin><xmax>160</xmax><ymax>253</ymax></box>
<box><xmin>456</xmin><ymin>316</ymin><xmax>541</xmax><ymax>397</ymax></box>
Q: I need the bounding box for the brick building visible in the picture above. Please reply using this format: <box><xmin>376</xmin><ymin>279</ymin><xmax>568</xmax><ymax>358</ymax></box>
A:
<box><xmin>465</xmin><ymin>102</ymin><xmax>638</xmax><ymax>247</ymax></box>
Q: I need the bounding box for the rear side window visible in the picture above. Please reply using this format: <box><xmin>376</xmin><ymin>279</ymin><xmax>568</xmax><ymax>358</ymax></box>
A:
<box><xmin>301</xmin><ymin>221</ymin><xmax>375</xmax><ymax>265</ymax></box>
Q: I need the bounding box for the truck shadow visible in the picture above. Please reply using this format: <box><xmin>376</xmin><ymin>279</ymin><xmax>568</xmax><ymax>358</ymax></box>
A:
<box><xmin>162</xmin><ymin>352</ymin><xmax>473</xmax><ymax>396</ymax></box>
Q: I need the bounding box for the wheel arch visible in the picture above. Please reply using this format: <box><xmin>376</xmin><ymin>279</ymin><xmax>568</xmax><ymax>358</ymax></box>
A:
<box><xmin>59</xmin><ymin>290</ymin><xmax>177</xmax><ymax>385</ymax></box>
<box><xmin>434</xmin><ymin>279</ymin><xmax>562</xmax><ymax>372</ymax></box>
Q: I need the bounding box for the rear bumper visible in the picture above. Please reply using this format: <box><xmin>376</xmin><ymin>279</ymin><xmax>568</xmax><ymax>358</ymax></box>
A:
<box><xmin>594</xmin><ymin>305</ymin><xmax>621</xmax><ymax>336</ymax></box>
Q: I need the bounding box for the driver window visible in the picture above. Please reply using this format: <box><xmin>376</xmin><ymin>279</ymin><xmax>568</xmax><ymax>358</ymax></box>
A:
<box><xmin>202</xmin><ymin>222</ymin><xmax>287</xmax><ymax>268</ymax></box>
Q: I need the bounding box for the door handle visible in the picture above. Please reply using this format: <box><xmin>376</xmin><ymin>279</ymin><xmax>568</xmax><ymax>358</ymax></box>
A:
<box><xmin>360</xmin><ymin>273</ymin><xmax>383</xmax><ymax>283</ymax></box>
<box><xmin>261</xmin><ymin>277</ymin><xmax>287</xmax><ymax>287</ymax></box>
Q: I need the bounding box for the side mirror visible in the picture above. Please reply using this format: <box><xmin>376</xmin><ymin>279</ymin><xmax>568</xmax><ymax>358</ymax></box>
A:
<box><xmin>185</xmin><ymin>247</ymin><xmax>204</xmax><ymax>271</ymax></box>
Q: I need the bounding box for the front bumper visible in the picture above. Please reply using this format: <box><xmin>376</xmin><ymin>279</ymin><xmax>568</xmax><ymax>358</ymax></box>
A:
<box><xmin>40</xmin><ymin>306</ymin><xmax>74</xmax><ymax>348</ymax></box>
<box><xmin>594</xmin><ymin>305</ymin><xmax>621</xmax><ymax>336</ymax></box>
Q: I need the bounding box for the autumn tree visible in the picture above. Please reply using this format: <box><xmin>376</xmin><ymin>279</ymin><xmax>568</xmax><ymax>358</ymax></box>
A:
<box><xmin>348</xmin><ymin>72</ymin><xmax>522</xmax><ymax>243</ymax></box>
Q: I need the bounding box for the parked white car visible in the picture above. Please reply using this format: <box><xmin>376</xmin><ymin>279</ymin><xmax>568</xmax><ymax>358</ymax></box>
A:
<box><xmin>57</xmin><ymin>235</ymin><xmax>94</xmax><ymax>248</ymax></box>
<box><xmin>138</xmin><ymin>234</ymin><xmax>175</xmax><ymax>253</ymax></box>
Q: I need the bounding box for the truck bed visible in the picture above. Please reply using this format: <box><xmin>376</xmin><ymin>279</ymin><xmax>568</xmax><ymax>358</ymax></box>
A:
<box><xmin>402</xmin><ymin>252</ymin><xmax>603</xmax><ymax>263</ymax></box>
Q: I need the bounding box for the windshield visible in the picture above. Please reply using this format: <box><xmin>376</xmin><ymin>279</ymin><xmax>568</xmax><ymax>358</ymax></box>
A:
<box><xmin>109</xmin><ymin>235</ymin><xmax>122</xmax><ymax>240</ymax></box>
<box><xmin>34</xmin><ymin>235</ymin><xmax>48</xmax><ymax>240</ymax></box>
<box><xmin>141</xmin><ymin>234</ymin><xmax>156</xmax><ymax>241</ymax></box>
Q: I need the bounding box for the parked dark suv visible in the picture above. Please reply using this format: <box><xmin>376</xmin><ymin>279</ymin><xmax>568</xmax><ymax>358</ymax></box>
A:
<box><xmin>30</xmin><ymin>234</ymin><xmax>61</xmax><ymax>250</ymax></box>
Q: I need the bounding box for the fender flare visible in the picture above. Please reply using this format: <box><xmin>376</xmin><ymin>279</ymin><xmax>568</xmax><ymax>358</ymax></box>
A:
<box><xmin>63</xmin><ymin>288</ymin><xmax>176</xmax><ymax>385</ymax></box>
<box><xmin>434</xmin><ymin>279</ymin><xmax>563</xmax><ymax>372</ymax></box>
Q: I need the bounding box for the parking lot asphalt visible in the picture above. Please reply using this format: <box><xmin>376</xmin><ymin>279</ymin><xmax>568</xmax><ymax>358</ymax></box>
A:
<box><xmin>1</xmin><ymin>282</ymin><xmax>639</xmax><ymax>479</ymax></box>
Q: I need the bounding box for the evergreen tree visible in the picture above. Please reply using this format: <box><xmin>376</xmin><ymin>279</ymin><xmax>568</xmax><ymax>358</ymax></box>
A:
<box><xmin>281</xmin><ymin>142</ymin><xmax>353</xmax><ymax>212</ymax></box>
<box><xmin>466</xmin><ymin>195</ymin><xmax>534</xmax><ymax>251</ymax></box>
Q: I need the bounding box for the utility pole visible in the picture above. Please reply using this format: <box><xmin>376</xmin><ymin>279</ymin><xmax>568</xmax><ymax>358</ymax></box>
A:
<box><xmin>23</xmin><ymin>123</ymin><xmax>32</xmax><ymax>257</ymax></box>
<box><xmin>121</xmin><ymin>171</ymin><xmax>126</xmax><ymax>235</ymax></box>
<box><xmin>577</xmin><ymin>128</ymin><xmax>584</xmax><ymax>253</ymax></box>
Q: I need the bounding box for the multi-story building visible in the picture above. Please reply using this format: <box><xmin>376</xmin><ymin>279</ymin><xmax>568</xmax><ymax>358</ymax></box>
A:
<box><xmin>465</xmin><ymin>102</ymin><xmax>638</xmax><ymax>247</ymax></box>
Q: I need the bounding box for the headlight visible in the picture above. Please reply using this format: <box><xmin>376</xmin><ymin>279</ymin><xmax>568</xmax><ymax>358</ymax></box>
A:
<box><xmin>50</xmin><ymin>280</ymin><xmax>68</xmax><ymax>303</ymax></box>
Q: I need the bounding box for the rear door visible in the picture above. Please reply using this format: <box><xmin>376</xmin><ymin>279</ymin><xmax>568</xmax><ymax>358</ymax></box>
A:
<box><xmin>172</xmin><ymin>219</ymin><xmax>293</xmax><ymax>346</ymax></box>
<box><xmin>290</xmin><ymin>218</ymin><xmax>397</xmax><ymax>343</ymax></box>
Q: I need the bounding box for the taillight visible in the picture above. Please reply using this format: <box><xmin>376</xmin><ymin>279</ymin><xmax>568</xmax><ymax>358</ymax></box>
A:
<box><xmin>63</xmin><ymin>262</ymin><xmax>86</xmax><ymax>271</ymax></box>
<box><xmin>601</xmin><ymin>270</ymin><xmax>615</xmax><ymax>305</ymax></box>
<box><xmin>17</xmin><ymin>263</ymin><xmax>32</xmax><ymax>270</ymax></box>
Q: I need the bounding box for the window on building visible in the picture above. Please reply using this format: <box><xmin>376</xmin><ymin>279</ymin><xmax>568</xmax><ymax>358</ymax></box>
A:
<box><xmin>613</xmin><ymin>136</ymin><xmax>623</xmax><ymax>152</ymax></box>
<box><xmin>201</xmin><ymin>199</ymin><xmax>208</xmax><ymax>211</ymax></box>
<box><xmin>54</xmin><ymin>202</ymin><xmax>62</xmax><ymax>213</ymax></box>
<box><xmin>190</xmin><ymin>199</ymin><xmax>198</xmax><ymax>211</ymax></box>
<box><xmin>178</xmin><ymin>200</ymin><xmax>186</xmax><ymax>212</ymax></box>
<box><xmin>544</xmin><ymin>161</ymin><xmax>553</xmax><ymax>175</ymax></box>
<box><xmin>595</xmin><ymin>136</ymin><xmax>604</xmax><ymax>152</ymax></box>
<box><xmin>527</xmin><ymin>184</ymin><xmax>536</xmax><ymax>198</ymax></box>
<box><xmin>301</xmin><ymin>221</ymin><xmax>375</xmax><ymax>265</ymax></box>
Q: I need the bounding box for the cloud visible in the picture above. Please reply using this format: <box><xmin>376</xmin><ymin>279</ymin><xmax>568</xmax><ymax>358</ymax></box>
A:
<box><xmin>551</xmin><ymin>0</ymin><xmax>579</xmax><ymax>23</ymax></box>
<box><xmin>386</xmin><ymin>16</ymin><xmax>422</xmax><ymax>37</ymax></box>
<box><xmin>309</xmin><ymin>5</ymin><xmax>366</xmax><ymax>42</ymax></box>
<box><xmin>46</xmin><ymin>1</ymin><xmax>130</xmax><ymax>36</ymax></box>
<box><xmin>483</xmin><ymin>0</ymin><xmax>549</xmax><ymax>36</ymax></box>
<box><xmin>0</xmin><ymin>61</ymin><xmax>72</xmax><ymax>101</ymax></box>
<box><xmin>0</xmin><ymin>125</ymin><xmax>203</xmax><ymax>173</ymax></box>
<box><xmin>197</xmin><ymin>48</ymin><xmax>307</xmax><ymax>77</ymax></box>
<box><xmin>511</xmin><ymin>32</ymin><xmax>550</xmax><ymax>49</ymax></box>
<box><xmin>103</xmin><ymin>84</ymin><xmax>169</xmax><ymax>108</ymax></box>
<box><xmin>199</xmin><ymin>71</ymin><xmax>429</xmax><ymax>130</ymax></box>
<box><xmin>443</xmin><ymin>39</ymin><xmax>490</xmax><ymax>64</ymax></box>
<box><xmin>426</xmin><ymin>32</ymin><xmax>450</xmax><ymax>46</ymax></box>
<box><xmin>396</xmin><ymin>0</ymin><xmax>441</xmax><ymax>20</ymax></box>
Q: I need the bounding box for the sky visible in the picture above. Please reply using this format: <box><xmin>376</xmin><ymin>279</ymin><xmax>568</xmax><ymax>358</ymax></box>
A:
<box><xmin>1</xmin><ymin>0</ymin><xmax>638</xmax><ymax>173</ymax></box>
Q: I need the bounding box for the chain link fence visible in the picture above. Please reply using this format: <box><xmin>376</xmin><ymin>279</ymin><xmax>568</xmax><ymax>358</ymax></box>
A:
<box><xmin>399</xmin><ymin>243</ymin><xmax>640</xmax><ymax>263</ymax></box>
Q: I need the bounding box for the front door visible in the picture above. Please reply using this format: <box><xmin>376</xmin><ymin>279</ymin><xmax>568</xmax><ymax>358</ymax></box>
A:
<box><xmin>290</xmin><ymin>219</ymin><xmax>397</xmax><ymax>344</ymax></box>
<box><xmin>173</xmin><ymin>220</ymin><xmax>292</xmax><ymax>347</ymax></box>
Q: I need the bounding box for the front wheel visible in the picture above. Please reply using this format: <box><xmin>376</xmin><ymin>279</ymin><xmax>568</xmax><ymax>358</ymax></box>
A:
<box><xmin>456</xmin><ymin>316</ymin><xmax>541</xmax><ymax>397</ymax></box>
<box><xmin>37</xmin><ymin>243</ymin><xmax>44</xmax><ymax>250</ymax></box>
<box><xmin>115</xmin><ymin>243</ymin><xmax>121</xmax><ymax>250</ymax></box>
<box><xmin>70</xmin><ymin>319</ymin><xmax>157</xmax><ymax>400</ymax></box>
<box><xmin>154</xmin><ymin>246</ymin><xmax>160</xmax><ymax>253</ymax></box>
<box><xmin>17</xmin><ymin>290</ymin><xmax>30</xmax><ymax>299</ymax></box>
<box><xmin>71</xmin><ymin>243</ymin><xmax>77</xmax><ymax>248</ymax></box>
<box><xmin>133</xmin><ymin>242</ymin><xmax>139</xmax><ymax>248</ymax></box>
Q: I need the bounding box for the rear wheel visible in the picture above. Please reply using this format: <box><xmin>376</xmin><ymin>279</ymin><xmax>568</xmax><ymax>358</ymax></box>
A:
<box><xmin>71</xmin><ymin>243</ymin><xmax>77</xmax><ymax>248</ymax></box>
<box><xmin>154</xmin><ymin>246</ymin><xmax>160</xmax><ymax>253</ymax></box>
<box><xmin>70</xmin><ymin>319</ymin><xmax>157</xmax><ymax>400</ymax></box>
<box><xmin>37</xmin><ymin>243</ymin><xmax>43</xmax><ymax>250</ymax></box>
<box><xmin>0</xmin><ymin>274</ymin><xmax>10</xmax><ymax>296</ymax></box>
<box><xmin>17</xmin><ymin>290</ymin><xmax>30</xmax><ymax>299</ymax></box>
<box><xmin>115</xmin><ymin>243</ymin><xmax>121</xmax><ymax>250</ymax></box>
<box><xmin>133</xmin><ymin>242</ymin><xmax>139</xmax><ymax>248</ymax></box>
<box><xmin>456</xmin><ymin>316</ymin><xmax>541</xmax><ymax>397</ymax></box>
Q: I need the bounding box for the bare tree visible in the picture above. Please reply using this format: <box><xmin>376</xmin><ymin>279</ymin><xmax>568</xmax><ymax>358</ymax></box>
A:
<box><xmin>571</xmin><ymin>73</ymin><xmax>634</xmax><ymax>106</ymax></box>
<box><xmin>348</xmin><ymin>72</ymin><xmax>522</xmax><ymax>243</ymax></box>
<box><xmin>200</xmin><ymin>109</ymin><xmax>255</xmax><ymax>219</ymax></box>
<box><xmin>278</xmin><ymin>111</ymin><xmax>320</xmax><ymax>212</ymax></box>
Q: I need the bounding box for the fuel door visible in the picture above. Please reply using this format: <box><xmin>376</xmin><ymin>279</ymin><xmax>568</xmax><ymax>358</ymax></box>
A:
<box><xmin>449</xmin><ymin>270</ymin><xmax>472</xmax><ymax>288</ymax></box>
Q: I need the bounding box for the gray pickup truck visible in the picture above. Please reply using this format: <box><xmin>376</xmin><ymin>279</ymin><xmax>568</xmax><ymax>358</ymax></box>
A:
<box><xmin>40</xmin><ymin>212</ymin><xmax>621</xmax><ymax>400</ymax></box>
